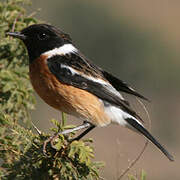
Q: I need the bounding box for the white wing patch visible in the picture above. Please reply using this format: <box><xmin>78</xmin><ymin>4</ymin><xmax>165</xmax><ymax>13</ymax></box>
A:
<box><xmin>43</xmin><ymin>44</ymin><xmax>78</xmax><ymax>58</ymax></box>
<box><xmin>60</xmin><ymin>64</ymin><xmax>109</xmax><ymax>85</ymax></box>
<box><xmin>60</xmin><ymin>64</ymin><xmax>125</xmax><ymax>100</ymax></box>
<box><xmin>61</xmin><ymin>64</ymin><xmax>76</xmax><ymax>76</ymax></box>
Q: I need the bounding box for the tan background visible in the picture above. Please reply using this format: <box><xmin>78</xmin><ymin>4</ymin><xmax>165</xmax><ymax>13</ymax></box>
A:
<box><xmin>29</xmin><ymin>0</ymin><xmax>180</xmax><ymax>179</ymax></box>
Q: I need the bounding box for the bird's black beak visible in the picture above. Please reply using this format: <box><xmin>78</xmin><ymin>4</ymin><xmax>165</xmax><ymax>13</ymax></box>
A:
<box><xmin>6</xmin><ymin>32</ymin><xmax>26</xmax><ymax>40</ymax></box>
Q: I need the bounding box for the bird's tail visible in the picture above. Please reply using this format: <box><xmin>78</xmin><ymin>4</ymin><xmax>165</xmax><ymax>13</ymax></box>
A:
<box><xmin>125</xmin><ymin>118</ymin><xmax>174</xmax><ymax>161</ymax></box>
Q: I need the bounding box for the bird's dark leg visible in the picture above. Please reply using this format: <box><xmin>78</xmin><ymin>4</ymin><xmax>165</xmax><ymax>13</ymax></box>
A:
<box><xmin>71</xmin><ymin>124</ymin><xmax>95</xmax><ymax>141</ymax></box>
<box><xmin>43</xmin><ymin>121</ymin><xmax>91</xmax><ymax>155</ymax></box>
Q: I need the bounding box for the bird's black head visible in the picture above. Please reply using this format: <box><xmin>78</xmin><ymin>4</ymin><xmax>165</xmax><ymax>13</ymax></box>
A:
<box><xmin>7</xmin><ymin>24</ymin><xmax>72</xmax><ymax>63</ymax></box>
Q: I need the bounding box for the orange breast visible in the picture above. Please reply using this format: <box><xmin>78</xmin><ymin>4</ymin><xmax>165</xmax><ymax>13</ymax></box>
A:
<box><xmin>29</xmin><ymin>55</ymin><xmax>111</xmax><ymax>127</ymax></box>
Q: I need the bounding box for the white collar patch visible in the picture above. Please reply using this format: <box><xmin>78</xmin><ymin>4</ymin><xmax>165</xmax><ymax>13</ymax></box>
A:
<box><xmin>42</xmin><ymin>44</ymin><xmax>77</xmax><ymax>58</ymax></box>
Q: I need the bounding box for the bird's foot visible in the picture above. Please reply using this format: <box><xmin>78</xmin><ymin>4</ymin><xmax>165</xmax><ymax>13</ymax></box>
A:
<box><xmin>43</xmin><ymin>122</ymin><xmax>91</xmax><ymax>156</ymax></box>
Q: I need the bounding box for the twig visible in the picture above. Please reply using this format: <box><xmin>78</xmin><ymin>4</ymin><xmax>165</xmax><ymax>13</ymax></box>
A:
<box><xmin>8</xmin><ymin>13</ymin><xmax>22</xmax><ymax>40</ymax></box>
<box><xmin>118</xmin><ymin>98</ymin><xmax>151</xmax><ymax>179</ymax></box>
<box><xmin>31</xmin><ymin>122</ymin><xmax>42</xmax><ymax>135</ymax></box>
<box><xmin>11</xmin><ymin>13</ymin><xmax>22</xmax><ymax>32</ymax></box>
<box><xmin>27</xmin><ymin>8</ymin><xmax>41</xmax><ymax>18</ymax></box>
<box><xmin>118</xmin><ymin>140</ymin><xmax>148</xmax><ymax>180</ymax></box>
<box><xmin>136</xmin><ymin>98</ymin><xmax>151</xmax><ymax>130</ymax></box>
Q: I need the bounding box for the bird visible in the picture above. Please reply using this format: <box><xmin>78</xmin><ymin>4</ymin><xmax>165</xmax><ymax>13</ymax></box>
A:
<box><xmin>7</xmin><ymin>24</ymin><xmax>174</xmax><ymax>161</ymax></box>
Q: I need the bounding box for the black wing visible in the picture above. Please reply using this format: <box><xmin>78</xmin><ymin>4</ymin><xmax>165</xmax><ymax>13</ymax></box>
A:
<box><xmin>47</xmin><ymin>54</ymin><xmax>142</xmax><ymax>120</ymax></box>
<box><xmin>102</xmin><ymin>71</ymin><xmax>150</xmax><ymax>102</ymax></box>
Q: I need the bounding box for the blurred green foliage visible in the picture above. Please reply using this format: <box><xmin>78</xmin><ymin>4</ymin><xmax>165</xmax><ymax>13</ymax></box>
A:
<box><xmin>0</xmin><ymin>0</ymin><xmax>37</xmax><ymax>124</ymax></box>
<box><xmin>1</xmin><ymin>117</ymin><xmax>104</xmax><ymax>180</ymax></box>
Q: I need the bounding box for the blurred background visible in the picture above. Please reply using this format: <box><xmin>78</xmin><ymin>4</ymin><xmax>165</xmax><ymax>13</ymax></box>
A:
<box><xmin>29</xmin><ymin>0</ymin><xmax>180</xmax><ymax>179</ymax></box>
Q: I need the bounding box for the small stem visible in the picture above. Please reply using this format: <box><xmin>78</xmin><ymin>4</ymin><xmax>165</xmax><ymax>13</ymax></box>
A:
<box><xmin>31</xmin><ymin>122</ymin><xmax>41</xmax><ymax>135</ymax></box>
<box><xmin>11</xmin><ymin>13</ymin><xmax>22</xmax><ymax>32</ymax></box>
<box><xmin>61</xmin><ymin>112</ymin><xmax>66</xmax><ymax>127</ymax></box>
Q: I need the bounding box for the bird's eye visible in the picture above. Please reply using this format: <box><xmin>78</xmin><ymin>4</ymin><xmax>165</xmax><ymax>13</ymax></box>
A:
<box><xmin>37</xmin><ymin>33</ymin><xmax>49</xmax><ymax>40</ymax></box>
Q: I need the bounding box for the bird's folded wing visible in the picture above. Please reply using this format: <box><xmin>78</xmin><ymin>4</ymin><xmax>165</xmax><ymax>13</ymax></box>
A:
<box><xmin>78</xmin><ymin>53</ymin><xmax>149</xmax><ymax>102</ymax></box>
<box><xmin>47</xmin><ymin>54</ymin><xmax>142</xmax><ymax>121</ymax></box>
